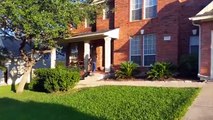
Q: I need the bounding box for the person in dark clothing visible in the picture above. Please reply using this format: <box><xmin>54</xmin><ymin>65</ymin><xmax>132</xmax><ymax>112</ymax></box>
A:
<box><xmin>91</xmin><ymin>54</ymin><xmax>97</xmax><ymax>73</ymax></box>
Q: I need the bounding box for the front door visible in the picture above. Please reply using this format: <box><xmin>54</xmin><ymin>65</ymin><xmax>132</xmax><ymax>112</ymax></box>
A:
<box><xmin>90</xmin><ymin>40</ymin><xmax>104</xmax><ymax>71</ymax></box>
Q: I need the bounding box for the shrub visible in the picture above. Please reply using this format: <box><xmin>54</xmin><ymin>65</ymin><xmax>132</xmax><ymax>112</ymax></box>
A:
<box><xmin>115</xmin><ymin>61</ymin><xmax>139</xmax><ymax>79</ymax></box>
<box><xmin>29</xmin><ymin>67</ymin><xmax>80</xmax><ymax>93</ymax></box>
<box><xmin>178</xmin><ymin>55</ymin><xmax>198</xmax><ymax>78</ymax></box>
<box><xmin>56</xmin><ymin>61</ymin><xmax>66</xmax><ymax>68</ymax></box>
<box><xmin>147</xmin><ymin>62</ymin><xmax>175</xmax><ymax>80</ymax></box>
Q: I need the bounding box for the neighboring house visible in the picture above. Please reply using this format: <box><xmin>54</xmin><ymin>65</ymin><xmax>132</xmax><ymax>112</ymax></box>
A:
<box><xmin>190</xmin><ymin>1</ymin><xmax>213</xmax><ymax>80</ymax></box>
<box><xmin>0</xmin><ymin>30</ymin><xmax>65</xmax><ymax>85</ymax></box>
<box><xmin>60</xmin><ymin>0</ymin><xmax>212</xmax><ymax>78</ymax></box>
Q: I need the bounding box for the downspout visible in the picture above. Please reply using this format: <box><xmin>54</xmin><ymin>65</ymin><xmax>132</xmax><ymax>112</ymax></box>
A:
<box><xmin>192</xmin><ymin>21</ymin><xmax>209</xmax><ymax>80</ymax></box>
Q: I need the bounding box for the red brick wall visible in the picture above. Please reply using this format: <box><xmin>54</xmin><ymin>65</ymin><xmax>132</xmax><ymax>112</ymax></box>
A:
<box><xmin>66</xmin><ymin>0</ymin><xmax>212</xmax><ymax>72</ymax></box>
<box><xmin>178</xmin><ymin>0</ymin><xmax>212</xmax><ymax>57</ymax></box>
<box><xmin>200</xmin><ymin>22</ymin><xmax>213</xmax><ymax>76</ymax></box>
<box><xmin>96</xmin><ymin>15</ymin><xmax>110</xmax><ymax>31</ymax></box>
<box><xmin>113</xmin><ymin>0</ymin><xmax>180</xmax><ymax>67</ymax></box>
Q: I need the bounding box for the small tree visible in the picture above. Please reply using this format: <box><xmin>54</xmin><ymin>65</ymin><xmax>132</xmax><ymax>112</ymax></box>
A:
<box><xmin>0</xmin><ymin>0</ymin><xmax>98</xmax><ymax>93</ymax></box>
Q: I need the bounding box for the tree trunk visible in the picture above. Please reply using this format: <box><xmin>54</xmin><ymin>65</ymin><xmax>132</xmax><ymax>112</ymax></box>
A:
<box><xmin>16</xmin><ymin>63</ymin><xmax>33</xmax><ymax>93</ymax></box>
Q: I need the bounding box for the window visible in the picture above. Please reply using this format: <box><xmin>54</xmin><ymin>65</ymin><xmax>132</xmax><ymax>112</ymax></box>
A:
<box><xmin>189</xmin><ymin>36</ymin><xmax>199</xmax><ymax>56</ymax></box>
<box><xmin>85</xmin><ymin>19</ymin><xmax>91</xmax><ymax>28</ymax></box>
<box><xmin>103</xmin><ymin>5</ymin><xmax>110</xmax><ymax>20</ymax></box>
<box><xmin>144</xmin><ymin>0</ymin><xmax>157</xmax><ymax>18</ymax></box>
<box><xmin>130</xmin><ymin>0</ymin><xmax>142</xmax><ymax>21</ymax></box>
<box><xmin>143</xmin><ymin>34</ymin><xmax>156</xmax><ymax>66</ymax></box>
<box><xmin>70</xmin><ymin>45</ymin><xmax>78</xmax><ymax>63</ymax></box>
<box><xmin>130</xmin><ymin>35</ymin><xmax>142</xmax><ymax>65</ymax></box>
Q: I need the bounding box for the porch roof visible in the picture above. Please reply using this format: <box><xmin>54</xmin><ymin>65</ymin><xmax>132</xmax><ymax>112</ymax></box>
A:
<box><xmin>59</xmin><ymin>28</ymin><xmax>119</xmax><ymax>44</ymax></box>
<box><xmin>189</xmin><ymin>1</ymin><xmax>213</xmax><ymax>22</ymax></box>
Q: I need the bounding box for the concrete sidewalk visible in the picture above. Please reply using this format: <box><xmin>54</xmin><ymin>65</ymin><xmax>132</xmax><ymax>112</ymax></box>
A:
<box><xmin>75</xmin><ymin>74</ymin><xmax>205</xmax><ymax>89</ymax></box>
<box><xmin>183</xmin><ymin>82</ymin><xmax>213</xmax><ymax>120</ymax></box>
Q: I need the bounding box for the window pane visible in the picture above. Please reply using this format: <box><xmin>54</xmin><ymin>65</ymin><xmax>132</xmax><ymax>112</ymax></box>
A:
<box><xmin>132</xmin><ymin>9</ymin><xmax>142</xmax><ymax>20</ymax></box>
<box><xmin>144</xmin><ymin>55</ymin><xmax>155</xmax><ymax>66</ymax></box>
<box><xmin>191</xmin><ymin>46</ymin><xmax>199</xmax><ymax>56</ymax></box>
<box><xmin>103</xmin><ymin>6</ymin><xmax>110</xmax><ymax>19</ymax></box>
<box><xmin>146</xmin><ymin>0</ymin><xmax>157</xmax><ymax>7</ymax></box>
<box><xmin>130</xmin><ymin>35</ymin><xmax>142</xmax><ymax>65</ymax></box>
<box><xmin>131</xmin><ymin>56</ymin><xmax>141</xmax><ymax>65</ymax></box>
<box><xmin>145</xmin><ymin>6</ymin><xmax>157</xmax><ymax>18</ymax></box>
<box><xmin>144</xmin><ymin>34</ymin><xmax>156</xmax><ymax>55</ymax></box>
<box><xmin>131</xmin><ymin>0</ymin><xmax>142</xmax><ymax>21</ymax></box>
<box><xmin>130</xmin><ymin>35</ymin><xmax>141</xmax><ymax>55</ymax></box>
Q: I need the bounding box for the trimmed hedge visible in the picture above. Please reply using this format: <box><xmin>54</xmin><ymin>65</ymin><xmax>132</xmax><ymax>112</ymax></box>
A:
<box><xmin>29</xmin><ymin>67</ymin><xmax>80</xmax><ymax>93</ymax></box>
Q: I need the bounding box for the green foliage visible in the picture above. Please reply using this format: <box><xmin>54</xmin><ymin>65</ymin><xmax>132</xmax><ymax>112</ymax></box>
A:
<box><xmin>115</xmin><ymin>61</ymin><xmax>139</xmax><ymax>79</ymax></box>
<box><xmin>147</xmin><ymin>62</ymin><xmax>175</xmax><ymax>80</ymax></box>
<box><xmin>0</xmin><ymin>0</ymin><xmax>99</xmax><ymax>51</ymax></box>
<box><xmin>56</xmin><ymin>61</ymin><xmax>66</xmax><ymax>68</ymax></box>
<box><xmin>178</xmin><ymin>55</ymin><xmax>198</xmax><ymax>78</ymax></box>
<box><xmin>29</xmin><ymin>67</ymin><xmax>80</xmax><ymax>93</ymax></box>
<box><xmin>0</xmin><ymin>86</ymin><xmax>200</xmax><ymax>120</ymax></box>
<box><xmin>0</xmin><ymin>65</ymin><xmax>6</xmax><ymax>72</ymax></box>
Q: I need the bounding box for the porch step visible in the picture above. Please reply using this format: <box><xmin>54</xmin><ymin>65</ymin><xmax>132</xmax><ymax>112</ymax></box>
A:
<box><xmin>84</xmin><ymin>73</ymin><xmax>105</xmax><ymax>81</ymax></box>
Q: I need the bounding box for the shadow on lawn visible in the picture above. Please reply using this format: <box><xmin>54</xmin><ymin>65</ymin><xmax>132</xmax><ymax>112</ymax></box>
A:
<box><xmin>0</xmin><ymin>97</ymin><xmax>104</xmax><ymax>120</ymax></box>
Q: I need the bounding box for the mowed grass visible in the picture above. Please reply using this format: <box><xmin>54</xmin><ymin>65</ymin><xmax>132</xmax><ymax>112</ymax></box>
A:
<box><xmin>0</xmin><ymin>85</ymin><xmax>200</xmax><ymax>120</ymax></box>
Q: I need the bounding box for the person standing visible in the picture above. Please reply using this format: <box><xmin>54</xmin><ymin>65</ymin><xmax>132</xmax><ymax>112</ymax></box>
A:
<box><xmin>91</xmin><ymin>54</ymin><xmax>97</xmax><ymax>73</ymax></box>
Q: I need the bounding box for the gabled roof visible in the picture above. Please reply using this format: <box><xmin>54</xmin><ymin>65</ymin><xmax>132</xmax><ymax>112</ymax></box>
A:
<box><xmin>189</xmin><ymin>1</ymin><xmax>213</xmax><ymax>21</ymax></box>
<box><xmin>59</xmin><ymin>28</ymin><xmax>119</xmax><ymax>44</ymax></box>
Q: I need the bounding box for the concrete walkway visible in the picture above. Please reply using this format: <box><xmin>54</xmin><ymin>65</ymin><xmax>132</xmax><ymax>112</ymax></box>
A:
<box><xmin>75</xmin><ymin>74</ymin><xmax>205</xmax><ymax>89</ymax></box>
<box><xmin>183</xmin><ymin>82</ymin><xmax>213</xmax><ymax>120</ymax></box>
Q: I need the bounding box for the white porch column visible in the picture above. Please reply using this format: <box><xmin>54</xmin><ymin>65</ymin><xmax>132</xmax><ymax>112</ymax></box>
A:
<box><xmin>84</xmin><ymin>41</ymin><xmax>90</xmax><ymax>72</ymax></box>
<box><xmin>104</xmin><ymin>37</ymin><xmax>112</xmax><ymax>72</ymax></box>
<box><xmin>50</xmin><ymin>48</ymin><xmax>56</xmax><ymax>68</ymax></box>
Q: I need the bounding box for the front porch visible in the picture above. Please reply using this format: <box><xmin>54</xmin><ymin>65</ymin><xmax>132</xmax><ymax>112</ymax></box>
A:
<box><xmin>60</xmin><ymin>28</ymin><xmax>119</xmax><ymax>73</ymax></box>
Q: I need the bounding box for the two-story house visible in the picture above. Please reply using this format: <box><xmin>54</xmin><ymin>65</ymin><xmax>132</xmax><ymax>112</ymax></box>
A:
<box><xmin>60</xmin><ymin>0</ymin><xmax>212</xmax><ymax>78</ymax></box>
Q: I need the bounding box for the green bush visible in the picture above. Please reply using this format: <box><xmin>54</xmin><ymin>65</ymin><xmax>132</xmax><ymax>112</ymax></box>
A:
<box><xmin>115</xmin><ymin>61</ymin><xmax>139</xmax><ymax>79</ymax></box>
<box><xmin>29</xmin><ymin>67</ymin><xmax>80</xmax><ymax>93</ymax></box>
<box><xmin>147</xmin><ymin>62</ymin><xmax>175</xmax><ymax>80</ymax></box>
<box><xmin>56</xmin><ymin>61</ymin><xmax>66</xmax><ymax>68</ymax></box>
<box><xmin>178</xmin><ymin>55</ymin><xmax>198</xmax><ymax>78</ymax></box>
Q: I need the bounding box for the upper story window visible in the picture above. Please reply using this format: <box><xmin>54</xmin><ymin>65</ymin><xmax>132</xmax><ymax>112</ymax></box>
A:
<box><xmin>103</xmin><ymin>5</ymin><xmax>110</xmax><ymax>20</ymax></box>
<box><xmin>145</xmin><ymin>0</ymin><xmax>157</xmax><ymax>18</ymax></box>
<box><xmin>130</xmin><ymin>0</ymin><xmax>157</xmax><ymax>21</ymax></box>
<box><xmin>130</xmin><ymin>0</ymin><xmax>142</xmax><ymax>21</ymax></box>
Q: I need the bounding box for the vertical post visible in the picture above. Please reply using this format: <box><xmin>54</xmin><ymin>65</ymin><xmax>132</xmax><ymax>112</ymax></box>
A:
<box><xmin>50</xmin><ymin>48</ymin><xmax>56</xmax><ymax>68</ymax></box>
<box><xmin>104</xmin><ymin>37</ymin><xmax>112</xmax><ymax>72</ymax></box>
<box><xmin>5</xmin><ymin>60</ymin><xmax>11</xmax><ymax>84</ymax></box>
<box><xmin>84</xmin><ymin>41</ymin><xmax>90</xmax><ymax>72</ymax></box>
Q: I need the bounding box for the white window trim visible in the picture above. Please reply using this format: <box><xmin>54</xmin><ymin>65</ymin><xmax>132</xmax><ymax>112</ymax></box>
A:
<box><xmin>103</xmin><ymin>8</ymin><xmax>106</xmax><ymax>20</ymax></box>
<box><xmin>129</xmin><ymin>0</ymin><xmax>133</xmax><ymax>22</ymax></box>
<box><xmin>84</xmin><ymin>19</ymin><xmax>88</xmax><ymax>28</ymax></box>
<box><xmin>143</xmin><ymin>34</ymin><xmax>156</xmax><ymax>67</ymax></box>
<box><xmin>144</xmin><ymin>0</ymin><xmax>158</xmax><ymax>19</ymax></box>
<box><xmin>129</xmin><ymin>36</ymin><xmax>142</xmax><ymax>66</ymax></box>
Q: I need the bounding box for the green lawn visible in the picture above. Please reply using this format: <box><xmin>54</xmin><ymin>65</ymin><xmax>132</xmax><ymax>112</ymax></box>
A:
<box><xmin>0</xmin><ymin>86</ymin><xmax>200</xmax><ymax>120</ymax></box>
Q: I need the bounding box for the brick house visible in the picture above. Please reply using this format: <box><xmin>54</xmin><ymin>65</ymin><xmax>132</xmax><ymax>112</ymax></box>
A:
<box><xmin>190</xmin><ymin>1</ymin><xmax>213</xmax><ymax>80</ymax></box>
<box><xmin>60</xmin><ymin>0</ymin><xmax>212</xmax><ymax>77</ymax></box>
